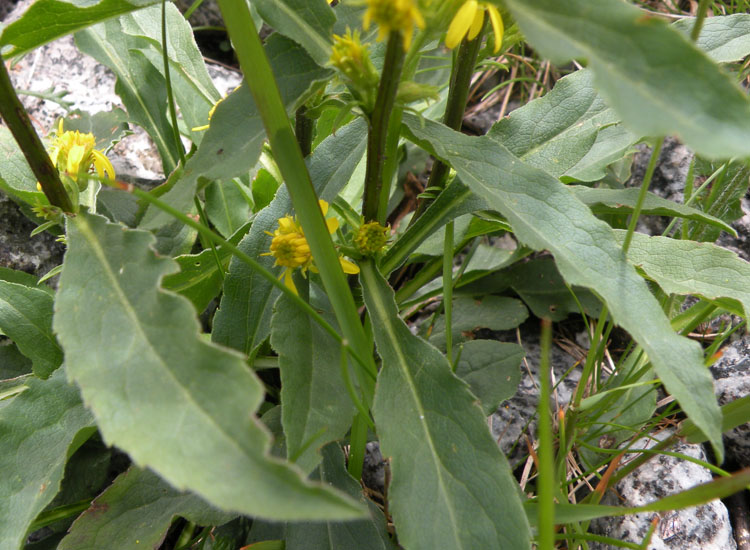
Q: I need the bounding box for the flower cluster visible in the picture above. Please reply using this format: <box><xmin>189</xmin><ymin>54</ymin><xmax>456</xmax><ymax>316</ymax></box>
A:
<box><xmin>263</xmin><ymin>200</ymin><xmax>359</xmax><ymax>294</ymax></box>
<box><xmin>47</xmin><ymin>119</ymin><xmax>115</xmax><ymax>190</ymax></box>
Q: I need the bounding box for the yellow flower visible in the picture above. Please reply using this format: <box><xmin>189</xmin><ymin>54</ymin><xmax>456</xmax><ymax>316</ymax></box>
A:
<box><xmin>262</xmin><ymin>200</ymin><xmax>359</xmax><ymax>294</ymax></box>
<box><xmin>39</xmin><ymin>119</ymin><xmax>115</xmax><ymax>192</ymax></box>
<box><xmin>445</xmin><ymin>0</ymin><xmax>504</xmax><ymax>53</ymax></box>
<box><xmin>363</xmin><ymin>0</ymin><xmax>426</xmax><ymax>51</ymax></box>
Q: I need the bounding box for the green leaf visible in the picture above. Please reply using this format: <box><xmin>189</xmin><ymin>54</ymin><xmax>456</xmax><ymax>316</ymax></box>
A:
<box><xmin>0</xmin><ymin>0</ymin><xmax>159</xmax><ymax>58</ymax></box>
<box><xmin>429</xmin><ymin>296</ymin><xmax>528</xmax><ymax>350</ymax></box>
<box><xmin>253</xmin><ymin>0</ymin><xmax>335</xmax><ymax>67</ymax></box>
<box><xmin>360</xmin><ymin>261</ymin><xmax>532</xmax><ymax>550</ymax></box>
<box><xmin>161</xmin><ymin>222</ymin><xmax>251</xmax><ymax>314</ymax></box>
<box><xmin>271</xmin><ymin>291</ymin><xmax>355</xmax><ymax>475</ymax></box>
<box><xmin>571</xmin><ymin>185</ymin><xmax>737</xmax><ymax>236</ymax></box>
<box><xmin>0</xmin><ymin>280</ymin><xmax>62</xmax><ymax>379</ymax></box>
<box><xmin>0</xmin><ymin>267</ymin><xmax>53</xmax><ymax>296</ymax></box>
<box><xmin>58</xmin><ymin>467</ymin><xmax>235</xmax><ymax>550</ymax></box>
<box><xmin>614</xmin><ymin>231</ymin><xmax>750</xmax><ymax>318</ymax></box>
<box><xmin>75</xmin><ymin>22</ymin><xmax>180</xmax><ymax>174</ymax></box>
<box><xmin>141</xmin><ymin>34</ymin><xmax>331</xmax><ymax>231</ymax></box>
<box><xmin>252</xmin><ymin>169</ymin><xmax>280</xmax><ymax>212</ymax></box>
<box><xmin>54</xmin><ymin>212</ymin><xmax>365</xmax><ymax>520</ymax></box>
<box><xmin>0</xmin><ymin>368</ymin><xmax>95</xmax><ymax>550</ymax></box>
<box><xmin>285</xmin><ymin>444</ymin><xmax>397</xmax><ymax>550</ymax></box>
<box><xmin>0</xmin><ymin>343</ymin><xmax>32</xmax><ymax>380</ymax></box>
<box><xmin>488</xmin><ymin>69</ymin><xmax>637</xmax><ymax>182</ymax></box>
<box><xmin>120</xmin><ymin>3</ymin><xmax>220</xmax><ymax>133</ymax></box>
<box><xmin>381</xmin><ymin>179</ymin><xmax>484</xmax><ymax>274</ymax></box>
<box><xmin>401</xmin><ymin>113</ymin><xmax>724</xmax><ymax>460</ymax></box>
<box><xmin>213</xmin><ymin>118</ymin><xmax>366</xmax><ymax>357</ymax></box>
<box><xmin>63</xmin><ymin>109</ymin><xmax>131</xmax><ymax>151</ymax></box>
<box><xmin>0</xmin><ymin>126</ymin><xmax>45</xmax><ymax>206</ymax></box>
<box><xmin>500</xmin><ymin>0</ymin><xmax>750</xmax><ymax>159</ymax></box>
<box><xmin>503</xmin><ymin>258</ymin><xmax>602</xmax><ymax>322</ymax></box>
<box><xmin>453</xmin><ymin>340</ymin><xmax>523</xmax><ymax>416</ymax></box>
<box><xmin>674</xmin><ymin>14</ymin><xmax>750</xmax><ymax>63</ymax></box>
<box><xmin>205</xmin><ymin>180</ymin><xmax>252</xmax><ymax>238</ymax></box>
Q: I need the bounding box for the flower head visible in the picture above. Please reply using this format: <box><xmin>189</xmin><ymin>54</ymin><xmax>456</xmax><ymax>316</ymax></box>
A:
<box><xmin>263</xmin><ymin>200</ymin><xmax>359</xmax><ymax>294</ymax></box>
<box><xmin>445</xmin><ymin>1</ymin><xmax>504</xmax><ymax>53</ymax></box>
<box><xmin>363</xmin><ymin>0</ymin><xmax>426</xmax><ymax>51</ymax></box>
<box><xmin>354</xmin><ymin>221</ymin><xmax>390</xmax><ymax>256</ymax></box>
<box><xmin>47</xmin><ymin>119</ymin><xmax>115</xmax><ymax>190</ymax></box>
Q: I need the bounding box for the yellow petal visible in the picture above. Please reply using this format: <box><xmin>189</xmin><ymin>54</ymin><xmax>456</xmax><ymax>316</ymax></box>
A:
<box><xmin>92</xmin><ymin>149</ymin><xmax>115</xmax><ymax>180</ymax></box>
<box><xmin>486</xmin><ymin>4</ymin><xmax>504</xmax><ymax>53</ymax></box>
<box><xmin>445</xmin><ymin>0</ymin><xmax>478</xmax><ymax>49</ymax></box>
<box><xmin>318</xmin><ymin>199</ymin><xmax>329</xmax><ymax>215</ymax></box>
<box><xmin>67</xmin><ymin>144</ymin><xmax>86</xmax><ymax>176</ymax></box>
<box><xmin>339</xmin><ymin>257</ymin><xmax>360</xmax><ymax>274</ymax></box>
<box><xmin>283</xmin><ymin>268</ymin><xmax>298</xmax><ymax>294</ymax></box>
<box><xmin>326</xmin><ymin>217</ymin><xmax>339</xmax><ymax>234</ymax></box>
<box><xmin>467</xmin><ymin>7</ymin><xmax>484</xmax><ymax>41</ymax></box>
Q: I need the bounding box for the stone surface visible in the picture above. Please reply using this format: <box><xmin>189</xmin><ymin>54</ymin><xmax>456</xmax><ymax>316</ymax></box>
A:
<box><xmin>0</xmin><ymin>192</ymin><xmax>64</xmax><ymax>278</ymax></box>
<box><xmin>591</xmin><ymin>430</ymin><xmax>736</xmax><ymax>550</ymax></box>
<box><xmin>489</xmin><ymin>326</ymin><xmax>583</xmax><ymax>467</ymax></box>
<box><xmin>710</xmin><ymin>333</ymin><xmax>750</xmax><ymax>468</ymax></box>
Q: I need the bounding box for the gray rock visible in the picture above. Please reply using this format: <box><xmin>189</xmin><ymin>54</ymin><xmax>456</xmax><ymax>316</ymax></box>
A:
<box><xmin>710</xmin><ymin>334</ymin><xmax>750</xmax><ymax>467</ymax></box>
<box><xmin>0</xmin><ymin>192</ymin><xmax>64</xmax><ymax>278</ymax></box>
<box><xmin>489</xmin><ymin>328</ymin><xmax>582</xmax><ymax>466</ymax></box>
<box><xmin>591</xmin><ymin>429</ymin><xmax>736</xmax><ymax>550</ymax></box>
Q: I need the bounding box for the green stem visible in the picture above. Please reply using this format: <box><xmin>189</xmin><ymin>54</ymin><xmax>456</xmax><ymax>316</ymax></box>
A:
<box><xmin>443</xmin><ymin>221</ymin><xmax>454</xmax><ymax>366</ymax></box>
<box><xmin>348</xmin><ymin>412</ymin><xmax>370</xmax><ymax>479</ymax></box>
<box><xmin>114</xmin><ymin>179</ymin><xmax>374</xmax><ymax>381</ymax></box>
<box><xmin>0</xmin><ymin>59</ymin><xmax>73</xmax><ymax>212</ymax></box>
<box><xmin>362</xmin><ymin>31</ymin><xmax>405</xmax><ymax>222</ymax></box>
<box><xmin>29</xmin><ymin>500</ymin><xmax>91</xmax><ymax>531</ymax></box>
<box><xmin>295</xmin><ymin>106</ymin><xmax>313</xmax><ymax>158</ymax></box>
<box><xmin>412</xmin><ymin>31</ymin><xmax>483</xmax><ymax>223</ymax></box>
<box><xmin>691</xmin><ymin>0</ymin><xmax>712</xmax><ymax>42</ymax></box>
<box><xmin>183</xmin><ymin>0</ymin><xmax>205</xmax><ymax>20</ymax></box>
<box><xmin>621</xmin><ymin>138</ymin><xmax>663</xmax><ymax>255</ymax></box>
<box><xmin>216</xmin><ymin>0</ymin><xmax>377</xmax><ymax>387</ymax></box>
<box><xmin>536</xmin><ymin>318</ymin><xmax>555</xmax><ymax>550</ymax></box>
<box><xmin>162</xmin><ymin>0</ymin><xmax>186</xmax><ymax>165</ymax></box>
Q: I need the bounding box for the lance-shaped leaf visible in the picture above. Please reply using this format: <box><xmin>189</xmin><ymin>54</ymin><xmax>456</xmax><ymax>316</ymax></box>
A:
<box><xmin>360</xmin><ymin>261</ymin><xmax>532</xmax><ymax>550</ymax></box>
<box><xmin>285</xmin><ymin>444</ymin><xmax>397</xmax><ymax>550</ymax></box>
<box><xmin>120</xmin><ymin>3</ymin><xmax>220</xmax><ymax>133</ymax></box>
<box><xmin>500</xmin><ymin>0</ymin><xmax>750</xmax><ymax>159</ymax></box>
<box><xmin>402</xmin><ymin>113</ymin><xmax>724</xmax><ymax>460</ymax></box>
<box><xmin>270</xmin><ymin>291</ymin><xmax>355</xmax><ymax>475</ymax></box>
<box><xmin>213</xmin><ymin>118</ymin><xmax>366</xmax><ymax>357</ymax></box>
<box><xmin>0</xmin><ymin>0</ymin><xmax>159</xmax><ymax>58</ymax></box>
<box><xmin>0</xmin><ymin>126</ymin><xmax>45</xmax><ymax>206</ymax></box>
<box><xmin>0</xmin><ymin>280</ymin><xmax>61</xmax><ymax>379</ymax></box>
<box><xmin>253</xmin><ymin>0</ymin><xmax>335</xmax><ymax>67</ymax></box>
<box><xmin>570</xmin><ymin>185</ymin><xmax>736</xmax><ymax>235</ymax></box>
<box><xmin>0</xmin><ymin>368</ymin><xmax>95</xmax><ymax>550</ymax></box>
<box><xmin>488</xmin><ymin>69</ymin><xmax>637</xmax><ymax>182</ymax></box>
<box><xmin>674</xmin><ymin>14</ymin><xmax>750</xmax><ymax>64</ymax></box>
<box><xmin>58</xmin><ymin>467</ymin><xmax>234</xmax><ymax>550</ymax></box>
<box><xmin>76</xmin><ymin>21</ymin><xmax>180</xmax><ymax>174</ymax></box>
<box><xmin>53</xmin><ymin>212</ymin><xmax>365</xmax><ymax>520</ymax></box>
<box><xmin>614</xmin><ymin>231</ymin><xmax>750</xmax><ymax>318</ymax></box>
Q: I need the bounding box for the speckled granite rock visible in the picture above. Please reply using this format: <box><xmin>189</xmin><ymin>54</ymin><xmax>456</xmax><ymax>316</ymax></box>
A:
<box><xmin>711</xmin><ymin>334</ymin><xmax>750</xmax><ymax>467</ymax></box>
<box><xmin>0</xmin><ymin>192</ymin><xmax>64</xmax><ymax>278</ymax></box>
<box><xmin>591</xmin><ymin>429</ymin><xmax>736</xmax><ymax>550</ymax></box>
<box><xmin>489</xmin><ymin>327</ymin><xmax>582</xmax><ymax>467</ymax></box>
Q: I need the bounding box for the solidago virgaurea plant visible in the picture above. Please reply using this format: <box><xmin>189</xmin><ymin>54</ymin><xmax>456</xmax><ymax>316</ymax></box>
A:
<box><xmin>3</xmin><ymin>0</ymin><xmax>750</xmax><ymax>549</ymax></box>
